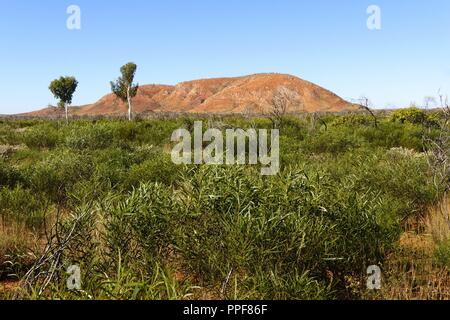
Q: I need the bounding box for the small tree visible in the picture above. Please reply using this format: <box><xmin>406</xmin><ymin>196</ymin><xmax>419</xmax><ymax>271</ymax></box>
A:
<box><xmin>110</xmin><ymin>62</ymin><xmax>139</xmax><ymax>121</ymax></box>
<box><xmin>49</xmin><ymin>76</ymin><xmax>78</xmax><ymax>124</ymax></box>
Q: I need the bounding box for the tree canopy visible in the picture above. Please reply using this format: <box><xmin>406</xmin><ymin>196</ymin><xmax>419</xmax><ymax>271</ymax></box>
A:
<box><xmin>49</xmin><ymin>76</ymin><xmax>78</xmax><ymax>108</ymax></box>
<box><xmin>110</xmin><ymin>62</ymin><xmax>139</xmax><ymax>102</ymax></box>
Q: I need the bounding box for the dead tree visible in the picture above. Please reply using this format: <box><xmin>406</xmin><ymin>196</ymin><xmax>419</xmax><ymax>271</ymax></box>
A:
<box><xmin>424</xmin><ymin>96</ymin><xmax>437</xmax><ymax>109</ymax></box>
<box><xmin>14</xmin><ymin>205</ymin><xmax>92</xmax><ymax>299</ymax></box>
<box><xmin>357</xmin><ymin>96</ymin><xmax>378</xmax><ymax>128</ymax></box>
<box><xmin>270</xmin><ymin>86</ymin><xmax>297</xmax><ymax>129</ymax></box>
<box><xmin>425</xmin><ymin>94</ymin><xmax>450</xmax><ymax>227</ymax></box>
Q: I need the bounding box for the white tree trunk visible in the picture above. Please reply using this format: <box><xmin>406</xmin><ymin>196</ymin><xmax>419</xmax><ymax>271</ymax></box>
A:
<box><xmin>127</xmin><ymin>86</ymin><xmax>132</xmax><ymax>121</ymax></box>
<box><xmin>65</xmin><ymin>103</ymin><xmax>69</xmax><ymax>124</ymax></box>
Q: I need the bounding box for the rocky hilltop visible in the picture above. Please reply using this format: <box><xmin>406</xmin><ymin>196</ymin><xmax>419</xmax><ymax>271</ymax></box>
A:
<box><xmin>24</xmin><ymin>73</ymin><xmax>357</xmax><ymax>117</ymax></box>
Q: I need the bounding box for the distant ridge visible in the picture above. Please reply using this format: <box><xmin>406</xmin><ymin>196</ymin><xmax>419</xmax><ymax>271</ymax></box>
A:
<box><xmin>22</xmin><ymin>73</ymin><xmax>358</xmax><ymax>117</ymax></box>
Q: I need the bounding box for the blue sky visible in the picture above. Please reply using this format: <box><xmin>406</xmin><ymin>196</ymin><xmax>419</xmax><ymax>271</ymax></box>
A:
<box><xmin>0</xmin><ymin>0</ymin><xmax>449</xmax><ymax>114</ymax></box>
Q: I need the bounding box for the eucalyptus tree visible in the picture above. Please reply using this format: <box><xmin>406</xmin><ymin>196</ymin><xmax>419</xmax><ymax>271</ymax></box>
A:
<box><xmin>111</xmin><ymin>62</ymin><xmax>139</xmax><ymax>121</ymax></box>
<box><xmin>49</xmin><ymin>76</ymin><xmax>78</xmax><ymax>124</ymax></box>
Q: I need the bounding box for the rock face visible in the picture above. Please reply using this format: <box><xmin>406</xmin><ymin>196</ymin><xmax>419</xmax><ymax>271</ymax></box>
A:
<box><xmin>24</xmin><ymin>73</ymin><xmax>358</xmax><ymax>117</ymax></box>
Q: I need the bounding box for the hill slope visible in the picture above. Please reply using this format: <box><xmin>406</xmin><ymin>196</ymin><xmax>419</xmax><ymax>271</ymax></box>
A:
<box><xmin>24</xmin><ymin>73</ymin><xmax>357</xmax><ymax>117</ymax></box>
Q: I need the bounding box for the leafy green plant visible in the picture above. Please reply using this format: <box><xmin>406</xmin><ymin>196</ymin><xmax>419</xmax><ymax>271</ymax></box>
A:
<box><xmin>390</xmin><ymin>107</ymin><xmax>438</xmax><ymax>126</ymax></box>
<box><xmin>65</xmin><ymin>124</ymin><xmax>113</xmax><ymax>150</ymax></box>
<box><xmin>123</xmin><ymin>153</ymin><xmax>180</xmax><ymax>188</ymax></box>
<box><xmin>0</xmin><ymin>160</ymin><xmax>21</xmax><ymax>188</ymax></box>
<box><xmin>23</xmin><ymin>123</ymin><xmax>60</xmax><ymax>149</ymax></box>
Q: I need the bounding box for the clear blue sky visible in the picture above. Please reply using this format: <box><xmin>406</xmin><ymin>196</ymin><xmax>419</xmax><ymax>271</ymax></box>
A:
<box><xmin>0</xmin><ymin>0</ymin><xmax>449</xmax><ymax>114</ymax></box>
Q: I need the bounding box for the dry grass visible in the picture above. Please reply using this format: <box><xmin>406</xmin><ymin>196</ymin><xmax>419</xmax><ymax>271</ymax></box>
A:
<box><xmin>427</xmin><ymin>198</ymin><xmax>450</xmax><ymax>243</ymax></box>
<box><xmin>378</xmin><ymin>199</ymin><xmax>450</xmax><ymax>300</ymax></box>
<box><xmin>0</xmin><ymin>219</ymin><xmax>40</xmax><ymax>281</ymax></box>
<box><xmin>0</xmin><ymin>145</ymin><xmax>22</xmax><ymax>157</ymax></box>
<box><xmin>0</xmin><ymin>217</ymin><xmax>51</xmax><ymax>298</ymax></box>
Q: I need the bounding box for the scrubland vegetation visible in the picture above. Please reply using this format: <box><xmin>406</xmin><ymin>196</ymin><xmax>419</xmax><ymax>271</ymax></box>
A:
<box><xmin>0</xmin><ymin>108</ymin><xmax>449</xmax><ymax>300</ymax></box>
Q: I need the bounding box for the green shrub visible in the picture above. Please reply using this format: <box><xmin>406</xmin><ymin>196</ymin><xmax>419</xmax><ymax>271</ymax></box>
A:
<box><xmin>435</xmin><ymin>240</ymin><xmax>450</xmax><ymax>269</ymax></box>
<box><xmin>23</xmin><ymin>123</ymin><xmax>60</xmax><ymax>149</ymax></box>
<box><xmin>110</xmin><ymin>121</ymin><xmax>141</xmax><ymax>141</ymax></box>
<box><xmin>0</xmin><ymin>123</ymin><xmax>21</xmax><ymax>145</ymax></box>
<box><xmin>0</xmin><ymin>160</ymin><xmax>21</xmax><ymax>188</ymax></box>
<box><xmin>242</xmin><ymin>269</ymin><xmax>333</xmax><ymax>300</ymax></box>
<box><xmin>174</xmin><ymin>166</ymin><xmax>399</xmax><ymax>293</ymax></box>
<box><xmin>302</xmin><ymin>127</ymin><xmax>363</xmax><ymax>155</ymax></box>
<box><xmin>390</xmin><ymin>107</ymin><xmax>437</xmax><ymax>126</ymax></box>
<box><xmin>331</xmin><ymin>114</ymin><xmax>375</xmax><ymax>127</ymax></box>
<box><xmin>357</xmin><ymin>122</ymin><xmax>424</xmax><ymax>151</ymax></box>
<box><xmin>65</xmin><ymin>124</ymin><xmax>113</xmax><ymax>150</ymax></box>
<box><xmin>0</xmin><ymin>185</ymin><xmax>47</xmax><ymax>228</ymax></box>
<box><xmin>135</xmin><ymin>120</ymin><xmax>184</xmax><ymax>146</ymax></box>
<box><xmin>91</xmin><ymin>147</ymin><xmax>139</xmax><ymax>187</ymax></box>
<box><xmin>62</xmin><ymin>183</ymin><xmax>178</xmax><ymax>283</ymax></box>
<box><xmin>123</xmin><ymin>152</ymin><xmax>180</xmax><ymax>188</ymax></box>
<box><xmin>25</xmin><ymin>149</ymin><xmax>93</xmax><ymax>202</ymax></box>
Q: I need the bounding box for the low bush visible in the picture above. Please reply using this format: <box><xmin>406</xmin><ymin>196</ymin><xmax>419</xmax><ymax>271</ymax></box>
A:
<box><xmin>0</xmin><ymin>185</ymin><xmax>47</xmax><ymax>228</ymax></box>
<box><xmin>23</xmin><ymin>123</ymin><xmax>60</xmax><ymax>149</ymax></box>
<box><xmin>24</xmin><ymin>149</ymin><xmax>93</xmax><ymax>202</ymax></box>
<box><xmin>435</xmin><ymin>240</ymin><xmax>450</xmax><ymax>269</ymax></box>
<box><xmin>123</xmin><ymin>152</ymin><xmax>180</xmax><ymax>188</ymax></box>
<box><xmin>390</xmin><ymin>107</ymin><xmax>438</xmax><ymax>126</ymax></box>
<box><xmin>0</xmin><ymin>161</ymin><xmax>21</xmax><ymax>188</ymax></box>
<box><xmin>65</xmin><ymin>124</ymin><xmax>113</xmax><ymax>150</ymax></box>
